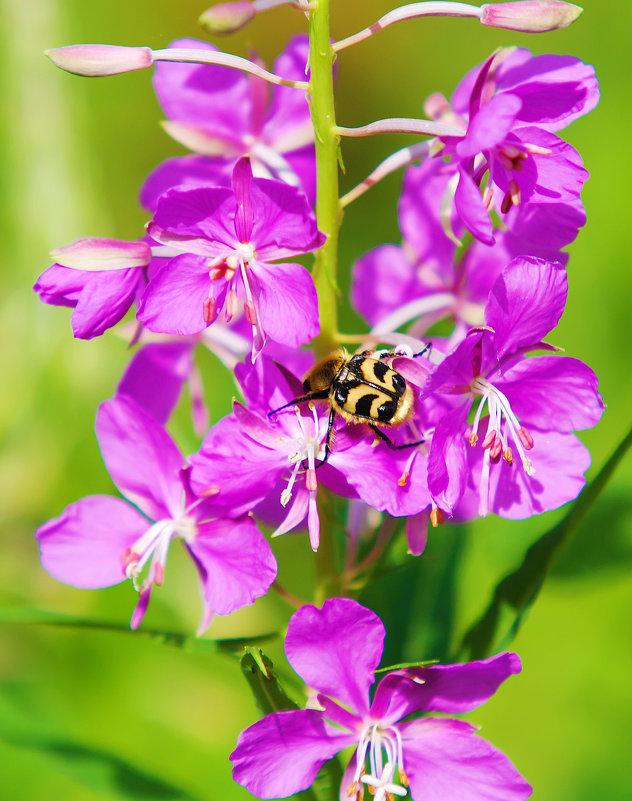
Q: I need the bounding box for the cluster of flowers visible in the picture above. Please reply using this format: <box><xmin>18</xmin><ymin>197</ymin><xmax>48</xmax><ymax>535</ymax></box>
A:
<box><xmin>34</xmin><ymin>3</ymin><xmax>602</xmax><ymax>799</ymax></box>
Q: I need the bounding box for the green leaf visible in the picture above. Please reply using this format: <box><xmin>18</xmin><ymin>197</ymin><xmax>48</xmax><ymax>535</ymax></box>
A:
<box><xmin>240</xmin><ymin>648</ymin><xmax>299</xmax><ymax>716</ymax></box>
<box><xmin>374</xmin><ymin>659</ymin><xmax>439</xmax><ymax>674</ymax></box>
<box><xmin>359</xmin><ymin>525</ymin><xmax>466</xmax><ymax>665</ymax></box>
<box><xmin>459</xmin><ymin>423</ymin><xmax>632</xmax><ymax>660</ymax></box>
<box><xmin>0</xmin><ymin>607</ymin><xmax>279</xmax><ymax>655</ymax></box>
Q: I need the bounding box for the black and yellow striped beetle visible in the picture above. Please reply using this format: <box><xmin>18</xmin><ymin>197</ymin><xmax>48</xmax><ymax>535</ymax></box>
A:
<box><xmin>268</xmin><ymin>347</ymin><xmax>430</xmax><ymax>465</ymax></box>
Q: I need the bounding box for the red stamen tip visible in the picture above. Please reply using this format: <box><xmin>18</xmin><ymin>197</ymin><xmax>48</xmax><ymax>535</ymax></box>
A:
<box><xmin>201</xmin><ymin>485</ymin><xmax>220</xmax><ymax>498</ymax></box>
<box><xmin>203</xmin><ymin>296</ymin><xmax>217</xmax><ymax>324</ymax></box>
<box><xmin>430</xmin><ymin>508</ymin><xmax>444</xmax><ymax>527</ymax></box>
<box><xmin>518</xmin><ymin>426</ymin><xmax>534</xmax><ymax>450</ymax></box>
<box><xmin>306</xmin><ymin>468</ymin><xmax>318</xmax><ymax>493</ymax></box>
<box><xmin>153</xmin><ymin>562</ymin><xmax>164</xmax><ymax>586</ymax></box>
<box><xmin>244</xmin><ymin>299</ymin><xmax>257</xmax><ymax>325</ymax></box>
<box><xmin>481</xmin><ymin>429</ymin><xmax>497</xmax><ymax>449</ymax></box>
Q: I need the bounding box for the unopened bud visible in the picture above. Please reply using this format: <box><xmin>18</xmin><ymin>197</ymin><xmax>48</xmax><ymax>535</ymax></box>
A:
<box><xmin>199</xmin><ymin>2</ymin><xmax>256</xmax><ymax>34</ymax></box>
<box><xmin>480</xmin><ymin>1</ymin><xmax>582</xmax><ymax>33</ymax></box>
<box><xmin>45</xmin><ymin>44</ymin><xmax>153</xmax><ymax>76</ymax></box>
<box><xmin>50</xmin><ymin>238</ymin><xmax>151</xmax><ymax>270</ymax></box>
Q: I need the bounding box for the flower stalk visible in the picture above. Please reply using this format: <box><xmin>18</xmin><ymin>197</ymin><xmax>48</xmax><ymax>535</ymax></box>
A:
<box><xmin>308</xmin><ymin>0</ymin><xmax>340</xmax><ymax>358</ymax></box>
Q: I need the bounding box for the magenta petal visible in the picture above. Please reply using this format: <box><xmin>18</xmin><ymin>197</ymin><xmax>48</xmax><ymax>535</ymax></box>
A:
<box><xmin>140</xmin><ymin>155</ymin><xmax>230</xmax><ymax>211</ymax></box>
<box><xmin>137</xmin><ymin>254</ymin><xmax>214</xmax><ymax>336</ymax></box>
<box><xmin>151</xmin><ymin>186</ymin><xmax>237</xmax><ymax>252</ymax></box>
<box><xmin>153</xmin><ymin>38</ymin><xmax>252</xmax><ymax>143</ymax></box>
<box><xmin>36</xmin><ymin>495</ymin><xmax>146</xmax><ymax>588</ymax></box>
<box><xmin>231</xmin><ymin>709</ymin><xmax>355</xmax><ymax>799</ymax></box>
<box><xmin>496</xmin><ymin>51</ymin><xmax>599</xmax><ymax>132</ymax></box>
<box><xmin>428</xmin><ymin>402</ymin><xmax>471</xmax><ymax>514</ymax></box>
<box><xmin>406</xmin><ymin>510</ymin><xmax>429</xmax><ymax>555</ymax></box>
<box><xmin>232</xmin><ymin>157</ymin><xmax>255</xmax><ymax>241</ymax></box>
<box><xmin>248</xmin><ymin>178</ymin><xmax>324</xmax><ymax>259</ymax></box>
<box><xmin>454</xmin><ymin>166</ymin><xmax>495</xmax><ymax>245</ymax></box>
<box><xmin>485</xmin><ymin>257</ymin><xmax>567</xmax><ymax>358</ymax></box>
<box><xmin>118</xmin><ymin>342</ymin><xmax>194</xmax><ymax>424</ymax></box>
<box><xmin>457</xmin><ymin>93</ymin><xmax>522</xmax><ymax>158</ymax></box>
<box><xmin>514</xmin><ymin>128</ymin><xmax>587</xmax><ymax>202</ymax></box>
<box><xmin>402</xmin><ymin>717</ymin><xmax>532</xmax><ymax>801</ymax></box>
<box><xmin>251</xmin><ymin>262</ymin><xmax>319</xmax><ymax>347</ymax></box>
<box><xmin>497</xmin><ymin>355</ymin><xmax>604</xmax><ymax>431</ymax></box>
<box><xmin>96</xmin><ymin>395</ymin><xmax>185</xmax><ymax>521</ymax></box>
<box><xmin>285</xmin><ymin>598</ymin><xmax>384</xmax><ymax>714</ymax></box>
<box><xmin>396</xmin><ymin>652</ymin><xmax>522</xmax><ymax>714</ymax></box>
<box><xmin>186</xmin><ymin>517</ymin><xmax>276</xmax><ymax>627</ymax></box>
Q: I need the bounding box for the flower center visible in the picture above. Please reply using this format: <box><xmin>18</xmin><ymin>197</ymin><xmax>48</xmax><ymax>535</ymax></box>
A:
<box><xmin>469</xmin><ymin>376</ymin><xmax>535</xmax><ymax>516</ymax></box>
<box><xmin>280</xmin><ymin>404</ymin><xmax>327</xmax><ymax>507</ymax></box>
<box><xmin>122</xmin><ymin>515</ymin><xmax>197</xmax><ymax>593</ymax></box>
<box><xmin>348</xmin><ymin>722</ymin><xmax>408</xmax><ymax>800</ymax></box>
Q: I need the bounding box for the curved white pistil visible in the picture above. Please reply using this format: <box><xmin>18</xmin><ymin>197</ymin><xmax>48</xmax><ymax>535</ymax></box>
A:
<box><xmin>351</xmin><ymin>723</ymin><xmax>408</xmax><ymax>799</ymax></box>
<box><xmin>470</xmin><ymin>376</ymin><xmax>535</xmax><ymax>517</ymax></box>
<box><xmin>280</xmin><ymin>404</ymin><xmax>327</xmax><ymax>507</ymax></box>
<box><xmin>123</xmin><ymin>515</ymin><xmax>197</xmax><ymax>592</ymax></box>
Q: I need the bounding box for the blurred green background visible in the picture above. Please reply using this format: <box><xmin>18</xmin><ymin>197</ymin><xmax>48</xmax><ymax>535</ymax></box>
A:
<box><xmin>1</xmin><ymin>0</ymin><xmax>631</xmax><ymax>799</ymax></box>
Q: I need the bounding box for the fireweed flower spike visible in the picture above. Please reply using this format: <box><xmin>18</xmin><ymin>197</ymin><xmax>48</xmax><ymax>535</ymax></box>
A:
<box><xmin>429</xmin><ymin>47</ymin><xmax>599</xmax><ymax>244</ymax></box>
<box><xmin>35</xmin><ymin>395</ymin><xmax>277</xmax><ymax>633</ymax></box>
<box><xmin>141</xmin><ymin>35</ymin><xmax>318</xmax><ymax>209</ymax></box>
<box><xmin>409</xmin><ymin>256</ymin><xmax>604</xmax><ymax>517</ymax></box>
<box><xmin>139</xmin><ymin>157</ymin><xmax>324</xmax><ymax>357</ymax></box>
<box><xmin>231</xmin><ymin>598</ymin><xmax>532</xmax><ymax>800</ymax></box>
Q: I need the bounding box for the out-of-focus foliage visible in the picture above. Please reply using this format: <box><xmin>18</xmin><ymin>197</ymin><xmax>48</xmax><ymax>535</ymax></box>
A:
<box><xmin>1</xmin><ymin>1</ymin><xmax>631</xmax><ymax>800</ymax></box>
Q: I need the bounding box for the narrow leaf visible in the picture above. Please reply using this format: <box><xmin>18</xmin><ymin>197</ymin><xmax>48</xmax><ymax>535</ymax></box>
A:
<box><xmin>0</xmin><ymin>607</ymin><xmax>278</xmax><ymax>654</ymax></box>
<box><xmin>240</xmin><ymin>648</ymin><xmax>299</xmax><ymax>716</ymax></box>
<box><xmin>459</xmin><ymin>423</ymin><xmax>632</xmax><ymax>660</ymax></box>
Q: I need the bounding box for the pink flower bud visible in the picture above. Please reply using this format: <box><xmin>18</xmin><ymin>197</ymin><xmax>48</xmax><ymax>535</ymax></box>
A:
<box><xmin>50</xmin><ymin>238</ymin><xmax>151</xmax><ymax>271</ymax></box>
<box><xmin>480</xmin><ymin>1</ymin><xmax>582</xmax><ymax>33</ymax></box>
<box><xmin>45</xmin><ymin>44</ymin><xmax>153</xmax><ymax>76</ymax></box>
<box><xmin>198</xmin><ymin>2</ymin><xmax>256</xmax><ymax>35</ymax></box>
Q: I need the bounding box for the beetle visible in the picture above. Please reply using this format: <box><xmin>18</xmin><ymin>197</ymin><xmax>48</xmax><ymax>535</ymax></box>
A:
<box><xmin>268</xmin><ymin>347</ymin><xmax>430</xmax><ymax>465</ymax></box>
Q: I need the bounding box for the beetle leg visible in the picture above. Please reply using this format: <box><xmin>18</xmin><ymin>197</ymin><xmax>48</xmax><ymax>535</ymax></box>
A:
<box><xmin>370</xmin><ymin>424</ymin><xmax>425</xmax><ymax>450</ymax></box>
<box><xmin>268</xmin><ymin>390</ymin><xmax>329</xmax><ymax>418</ymax></box>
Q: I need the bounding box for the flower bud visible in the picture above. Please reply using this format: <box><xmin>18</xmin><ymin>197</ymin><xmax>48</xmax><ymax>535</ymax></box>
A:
<box><xmin>45</xmin><ymin>44</ymin><xmax>153</xmax><ymax>76</ymax></box>
<box><xmin>199</xmin><ymin>2</ymin><xmax>256</xmax><ymax>35</ymax></box>
<box><xmin>50</xmin><ymin>238</ymin><xmax>151</xmax><ymax>271</ymax></box>
<box><xmin>480</xmin><ymin>1</ymin><xmax>582</xmax><ymax>33</ymax></box>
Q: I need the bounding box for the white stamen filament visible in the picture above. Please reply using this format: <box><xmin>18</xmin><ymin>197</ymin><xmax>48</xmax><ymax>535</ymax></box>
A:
<box><xmin>354</xmin><ymin>724</ymin><xmax>408</xmax><ymax>799</ymax></box>
<box><xmin>280</xmin><ymin>405</ymin><xmax>327</xmax><ymax>507</ymax></box>
<box><xmin>123</xmin><ymin>514</ymin><xmax>197</xmax><ymax>592</ymax></box>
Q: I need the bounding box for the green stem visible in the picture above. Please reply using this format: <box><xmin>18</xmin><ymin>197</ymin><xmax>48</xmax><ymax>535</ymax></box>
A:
<box><xmin>308</xmin><ymin>0</ymin><xmax>342</xmax><ymax>602</ymax></box>
<box><xmin>308</xmin><ymin>0</ymin><xmax>340</xmax><ymax>359</ymax></box>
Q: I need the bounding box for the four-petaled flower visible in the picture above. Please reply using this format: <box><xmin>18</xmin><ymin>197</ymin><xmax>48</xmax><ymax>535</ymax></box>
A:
<box><xmin>139</xmin><ymin>157</ymin><xmax>324</xmax><ymax>357</ymax></box>
<box><xmin>231</xmin><ymin>598</ymin><xmax>532</xmax><ymax>801</ymax></box>
<box><xmin>35</xmin><ymin>394</ymin><xmax>277</xmax><ymax>633</ymax></box>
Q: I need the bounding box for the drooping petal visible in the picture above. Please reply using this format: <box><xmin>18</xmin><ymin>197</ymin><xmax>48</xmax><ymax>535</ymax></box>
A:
<box><xmin>456</xmin><ymin>93</ymin><xmax>522</xmax><ymax>159</ymax></box>
<box><xmin>495</xmin><ymin>355</ymin><xmax>604</xmax><ymax>431</ymax></box>
<box><xmin>36</xmin><ymin>495</ymin><xmax>146</xmax><ymax>588</ymax></box>
<box><xmin>502</xmin><ymin>198</ymin><xmax>585</xmax><ymax>259</ymax></box>
<box><xmin>186</xmin><ymin>516</ymin><xmax>277</xmax><ymax>630</ymax></box>
<box><xmin>96</xmin><ymin>395</ymin><xmax>185</xmax><ymax>521</ymax></box>
<box><xmin>485</xmin><ymin>257</ymin><xmax>567</xmax><ymax>359</ymax></box>
<box><xmin>118</xmin><ymin>342</ymin><xmax>195</xmax><ymax>424</ymax></box>
<box><xmin>284</xmin><ymin>598</ymin><xmax>384</xmax><ymax>714</ymax></box>
<box><xmin>454</xmin><ymin>166</ymin><xmax>495</xmax><ymax>245</ymax></box>
<box><xmin>34</xmin><ymin>265</ymin><xmax>142</xmax><ymax>339</ymax></box>
<box><xmin>401</xmin><ymin>717</ymin><xmax>532</xmax><ymax>801</ymax></box>
<box><xmin>427</xmin><ymin>402</ymin><xmax>471</xmax><ymax>514</ymax></box>
<box><xmin>137</xmin><ymin>253</ymin><xmax>219</xmax><ymax>336</ymax></box>
<box><xmin>250</xmin><ymin>261</ymin><xmax>319</xmax><ymax>348</ymax></box>
<box><xmin>231</xmin><ymin>709</ymin><xmax>355</xmax><ymax>799</ymax></box>
<box><xmin>406</xmin><ymin>510</ymin><xmax>429</xmax><ymax>556</ymax></box>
